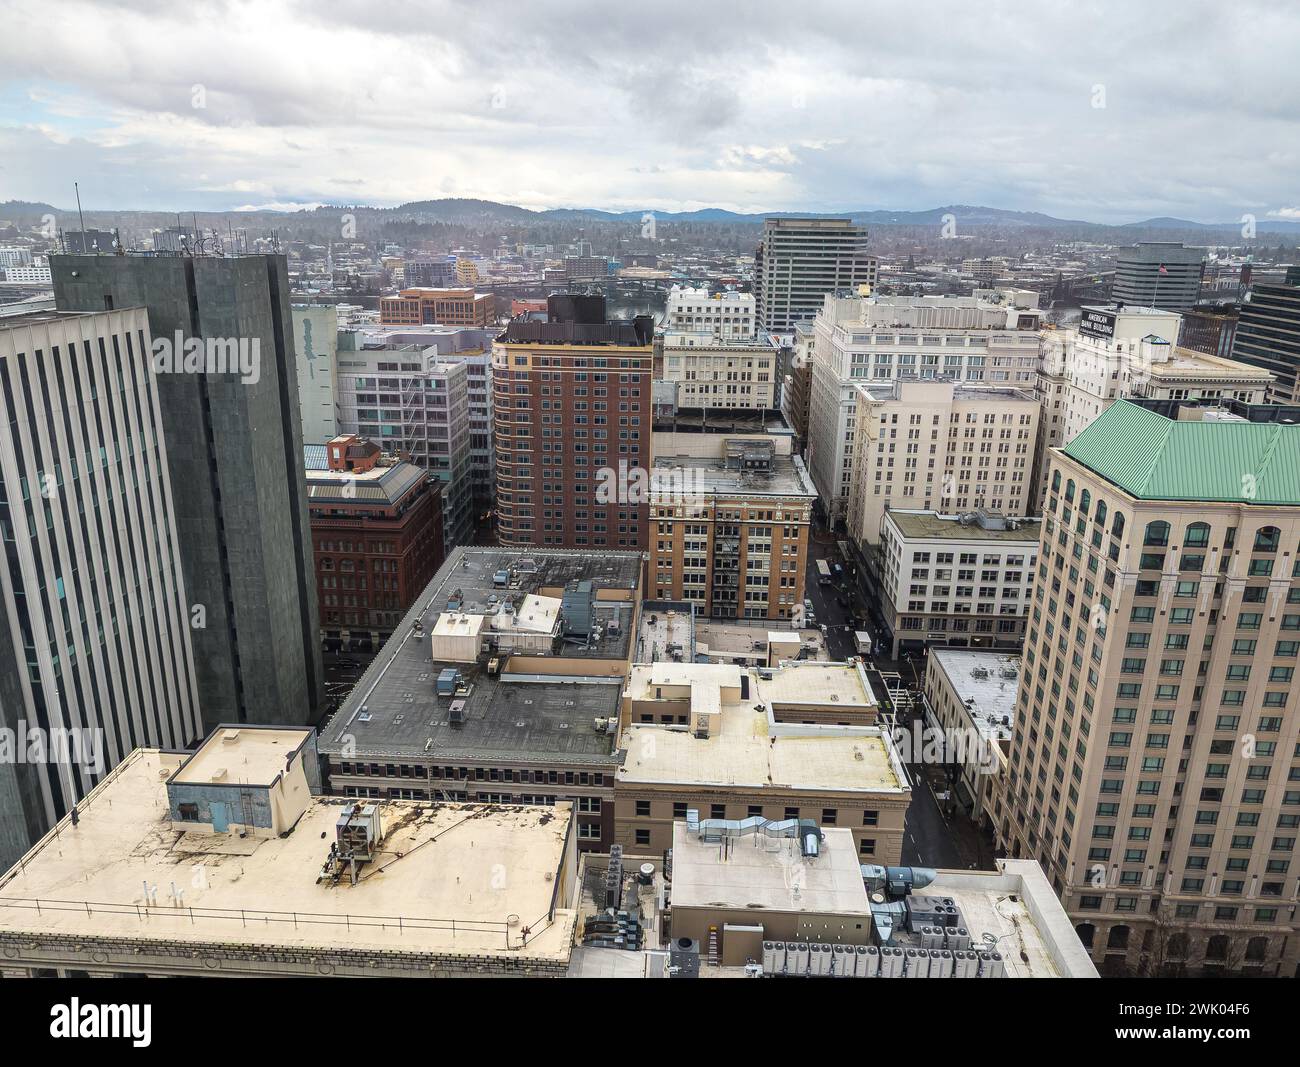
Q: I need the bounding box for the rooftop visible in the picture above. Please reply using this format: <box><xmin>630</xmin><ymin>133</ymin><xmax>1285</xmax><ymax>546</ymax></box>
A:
<box><xmin>649</xmin><ymin>453</ymin><xmax>816</xmax><ymax>499</ymax></box>
<box><xmin>618</xmin><ymin>663</ymin><xmax>900</xmax><ymax>793</ymax></box>
<box><xmin>1062</xmin><ymin>399</ymin><xmax>1300</xmax><ymax>505</ymax></box>
<box><xmin>885</xmin><ymin>510</ymin><xmax>1042</xmax><ymax>543</ymax></box>
<box><xmin>927</xmin><ymin>649</ymin><xmax>1020</xmax><ymax>744</ymax></box>
<box><xmin>318</xmin><ymin>547</ymin><xmax>641</xmax><ymax>763</ymax></box>
<box><xmin>666</xmin><ymin>822</ymin><xmax>1095</xmax><ymax>977</ymax></box>
<box><xmin>0</xmin><ymin>749</ymin><xmax>577</xmax><ymax>966</ymax></box>
<box><xmin>171</xmin><ymin>727</ymin><xmax>314</xmax><ymax>787</ymax></box>
<box><xmin>303</xmin><ymin>448</ymin><xmax>430</xmax><ymax>506</ymax></box>
<box><xmin>671</xmin><ymin>823</ymin><xmax>871</xmax><ymax>917</ymax></box>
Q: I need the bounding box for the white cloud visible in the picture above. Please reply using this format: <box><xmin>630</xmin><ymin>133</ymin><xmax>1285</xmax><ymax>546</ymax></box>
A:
<box><xmin>0</xmin><ymin>0</ymin><xmax>1297</xmax><ymax>221</ymax></box>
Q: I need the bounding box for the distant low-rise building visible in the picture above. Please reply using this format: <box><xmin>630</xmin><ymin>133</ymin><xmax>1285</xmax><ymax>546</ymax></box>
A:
<box><xmin>379</xmin><ymin>287</ymin><xmax>495</xmax><ymax>327</ymax></box>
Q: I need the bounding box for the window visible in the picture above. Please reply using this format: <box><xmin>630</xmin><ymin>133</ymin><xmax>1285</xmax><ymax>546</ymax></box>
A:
<box><xmin>635</xmin><ymin>800</ymin><xmax>650</xmax><ymax>817</ymax></box>
<box><xmin>634</xmin><ymin>829</ymin><xmax>650</xmax><ymax>846</ymax></box>
<box><xmin>822</xmin><ymin>808</ymin><xmax>838</xmax><ymax>825</ymax></box>
<box><xmin>1143</xmin><ymin>520</ymin><xmax>1170</xmax><ymax>547</ymax></box>
<box><xmin>178</xmin><ymin>803</ymin><xmax>200</xmax><ymax>822</ymax></box>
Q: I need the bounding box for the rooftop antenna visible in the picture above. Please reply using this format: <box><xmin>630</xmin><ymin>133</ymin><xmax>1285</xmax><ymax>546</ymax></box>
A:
<box><xmin>74</xmin><ymin>182</ymin><xmax>86</xmax><ymax>247</ymax></box>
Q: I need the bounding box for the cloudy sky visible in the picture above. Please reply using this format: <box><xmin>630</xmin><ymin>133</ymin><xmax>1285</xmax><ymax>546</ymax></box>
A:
<box><xmin>1</xmin><ymin>0</ymin><xmax>1297</xmax><ymax>222</ymax></box>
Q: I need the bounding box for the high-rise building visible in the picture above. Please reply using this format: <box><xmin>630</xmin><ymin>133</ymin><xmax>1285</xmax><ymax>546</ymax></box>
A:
<box><xmin>0</xmin><ymin>309</ymin><xmax>201</xmax><ymax>868</ymax></box>
<box><xmin>1179</xmin><ymin>306</ymin><xmax>1239</xmax><ymax>359</ymax></box>
<box><xmin>658</xmin><ymin>332</ymin><xmax>779</xmax><ymax>411</ymax></box>
<box><xmin>876</xmin><ymin>510</ymin><xmax>1042</xmax><ymax>657</ymax></box>
<box><xmin>1229</xmin><ymin>271</ymin><xmax>1300</xmax><ymax>403</ymax></box>
<box><xmin>1111</xmin><ymin>242</ymin><xmax>1204</xmax><ymax>310</ymax></box>
<box><xmin>493</xmin><ymin>295</ymin><xmax>654</xmax><ymax>550</ymax></box>
<box><xmin>997</xmin><ymin>400</ymin><xmax>1300</xmax><ymax>977</ymax></box>
<box><xmin>754</xmin><ymin>217</ymin><xmax>877</xmax><ymax>335</ymax></box>
<box><xmin>809</xmin><ymin>289</ymin><xmax>1042</xmax><ymax>523</ymax></box>
<box><xmin>51</xmin><ymin>253</ymin><xmax>324</xmax><ymax>730</ymax></box>
<box><xmin>305</xmin><ymin>434</ymin><xmax>444</xmax><ymax>650</ymax></box>
<box><xmin>402</xmin><ymin>255</ymin><xmax>456</xmax><ymax>288</ymax></box>
<box><xmin>291</xmin><ymin>304</ymin><xmax>338</xmax><ymax>443</ymax></box>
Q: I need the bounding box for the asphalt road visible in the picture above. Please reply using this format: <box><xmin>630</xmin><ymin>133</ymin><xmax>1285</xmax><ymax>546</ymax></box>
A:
<box><xmin>805</xmin><ymin>539</ymin><xmax>995</xmax><ymax>871</ymax></box>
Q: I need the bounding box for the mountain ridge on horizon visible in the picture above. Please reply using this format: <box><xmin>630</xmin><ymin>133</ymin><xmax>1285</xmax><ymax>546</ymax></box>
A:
<box><xmin>4</xmin><ymin>196</ymin><xmax>1299</xmax><ymax>235</ymax></box>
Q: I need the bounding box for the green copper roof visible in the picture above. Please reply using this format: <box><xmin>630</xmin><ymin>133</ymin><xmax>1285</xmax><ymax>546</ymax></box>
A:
<box><xmin>1062</xmin><ymin>400</ymin><xmax>1300</xmax><ymax>505</ymax></box>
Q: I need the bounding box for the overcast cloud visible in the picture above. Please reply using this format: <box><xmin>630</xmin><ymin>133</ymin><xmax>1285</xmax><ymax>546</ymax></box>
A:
<box><xmin>1</xmin><ymin>0</ymin><xmax>1297</xmax><ymax>222</ymax></box>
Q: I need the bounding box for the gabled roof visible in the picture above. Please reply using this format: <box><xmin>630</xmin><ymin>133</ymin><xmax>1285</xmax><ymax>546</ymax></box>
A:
<box><xmin>1062</xmin><ymin>400</ymin><xmax>1300</xmax><ymax>505</ymax></box>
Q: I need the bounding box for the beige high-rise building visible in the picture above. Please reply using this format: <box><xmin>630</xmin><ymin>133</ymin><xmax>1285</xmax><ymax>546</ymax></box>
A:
<box><xmin>807</xmin><ymin>288</ymin><xmax>1041</xmax><ymax>522</ymax></box>
<box><xmin>845</xmin><ymin>379</ymin><xmax>1039</xmax><ymax>547</ymax></box>
<box><xmin>996</xmin><ymin>399</ymin><xmax>1300</xmax><ymax>977</ymax></box>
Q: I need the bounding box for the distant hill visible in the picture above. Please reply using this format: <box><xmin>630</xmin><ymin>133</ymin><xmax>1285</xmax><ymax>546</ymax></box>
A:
<box><xmin>8</xmin><ymin>195</ymin><xmax>1299</xmax><ymax>238</ymax></box>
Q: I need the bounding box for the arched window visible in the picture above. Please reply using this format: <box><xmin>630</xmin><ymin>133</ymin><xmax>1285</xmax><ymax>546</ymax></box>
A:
<box><xmin>1184</xmin><ymin>521</ymin><xmax>1210</xmax><ymax>548</ymax></box>
<box><xmin>1080</xmin><ymin>489</ymin><xmax>1091</xmax><ymax>515</ymax></box>
<box><xmin>1144</xmin><ymin>520</ymin><xmax>1170</xmax><ymax>547</ymax></box>
<box><xmin>1245</xmin><ymin>936</ymin><xmax>1268</xmax><ymax>962</ymax></box>
<box><xmin>1065</xmin><ymin>479</ymin><xmax>1076</xmax><ymax>503</ymax></box>
<box><xmin>1051</xmin><ymin>470</ymin><xmax>1061</xmax><ymax>493</ymax></box>
<box><xmin>1075</xmin><ymin>922</ymin><xmax>1096</xmax><ymax>949</ymax></box>
<box><xmin>1111</xmin><ymin>513</ymin><xmax>1125</xmax><ymax>538</ymax></box>
<box><xmin>1095</xmin><ymin>500</ymin><xmax>1107</xmax><ymax>527</ymax></box>
<box><xmin>1253</xmin><ymin>526</ymin><xmax>1281</xmax><ymax>552</ymax></box>
<box><xmin>1107</xmin><ymin>925</ymin><xmax>1130</xmax><ymax>949</ymax></box>
<box><xmin>1205</xmin><ymin>934</ymin><xmax>1229</xmax><ymax>960</ymax></box>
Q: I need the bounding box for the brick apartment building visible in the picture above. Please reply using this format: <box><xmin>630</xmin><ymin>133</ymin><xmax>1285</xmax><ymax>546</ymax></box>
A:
<box><xmin>306</xmin><ymin>434</ymin><xmax>444</xmax><ymax>649</ymax></box>
<box><xmin>493</xmin><ymin>295</ymin><xmax>654</xmax><ymax>550</ymax></box>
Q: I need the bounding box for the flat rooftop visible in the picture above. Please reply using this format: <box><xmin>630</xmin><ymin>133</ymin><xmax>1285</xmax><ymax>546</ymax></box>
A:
<box><xmin>886</xmin><ymin>511</ymin><xmax>1042</xmax><ymax>543</ymax></box>
<box><xmin>0</xmin><ymin>749</ymin><xmax>577</xmax><ymax>965</ymax></box>
<box><xmin>318</xmin><ymin>547</ymin><xmax>641</xmax><ymax>763</ymax></box>
<box><xmin>171</xmin><ymin>727</ymin><xmax>313</xmax><ymax>787</ymax></box>
<box><xmin>692</xmin><ymin>620</ymin><xmax>831</xmax><ymax>663</ymax></box>
<box><xmin>672</xmin><ymin>824</ymin><xmax>872</xmax><ymax>916</ymax></box>
<box><xmin>636</xmin><ymin>601</ymin><xmax>697</xmax><ymax>663</ymax></box>
<box><xmin>928</xmin><ymin>649</ymin><xmax>1019</xmax><ymax>744</ymax></box>
<box><xmin>619</xmin><ymin>665</ymin><xmax>901</xmax><ymax>793</ymax></box>
<box><xmin>666</xmin><ymin>822</ymin><xmax>1094</xmax><ymax>977</ymax></box>
<box><xmin>649</xmin><ymin>453</ymin><xmax>816</xmax><ymax>498</ymax></box>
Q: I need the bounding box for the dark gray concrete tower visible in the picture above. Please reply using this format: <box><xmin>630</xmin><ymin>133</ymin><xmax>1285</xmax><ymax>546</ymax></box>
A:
<box><xmin>51</xmin><ymin>254</ymin><xmax>323</xmax><ymax>729</ymax></box>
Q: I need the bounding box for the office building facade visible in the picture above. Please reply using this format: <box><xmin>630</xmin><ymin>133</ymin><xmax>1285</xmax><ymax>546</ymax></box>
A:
<box><xmin>0</xmin><ymin>309</ymin><xmax>201</xmax><ymax>868</ymax></box>
<box><xmin>51</xmin><ymin>253</ymin><xmax>324</xmax><ymax>730</ymax></box>
<box><xmin>1111</xmin><ymin>242</ymin><xmax>1204</xmax><ymax>311</ymax></box>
